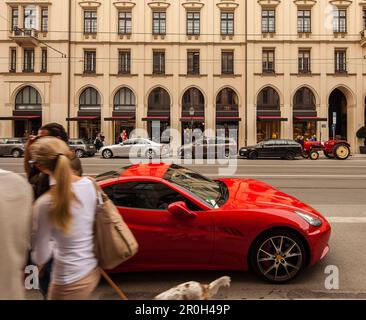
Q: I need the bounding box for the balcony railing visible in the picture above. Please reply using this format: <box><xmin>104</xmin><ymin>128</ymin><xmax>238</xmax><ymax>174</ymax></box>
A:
<box><xmin>9</xmin><ymin>28</ymin><xmax>39</xmax><ymax>47</ymax></box>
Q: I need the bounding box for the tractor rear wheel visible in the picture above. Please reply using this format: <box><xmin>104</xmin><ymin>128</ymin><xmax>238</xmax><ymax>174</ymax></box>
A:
<box><xmin>334</xmin><ymin>144</ymin><xmax>351</xmax><ymax>160</ymax></box>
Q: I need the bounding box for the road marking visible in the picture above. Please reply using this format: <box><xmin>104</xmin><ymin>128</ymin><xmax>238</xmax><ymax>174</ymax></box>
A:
<box><xmin>327</xmin><ymin>217</ymin><xmax>366</xmax><ymax>223</ymax></box>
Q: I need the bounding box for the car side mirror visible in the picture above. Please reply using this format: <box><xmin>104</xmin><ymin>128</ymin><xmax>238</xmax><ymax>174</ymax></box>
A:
<box><xmin>168</xmin><ymin>201</ymin><xmax>197</xmax><ymax>218</ymax></box>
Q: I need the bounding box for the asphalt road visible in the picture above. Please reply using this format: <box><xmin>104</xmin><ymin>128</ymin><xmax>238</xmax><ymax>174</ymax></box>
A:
<box><xmin>1</xmin><ymin>156</ymin><xmax>366</xmax><ymax>300</ymax></box>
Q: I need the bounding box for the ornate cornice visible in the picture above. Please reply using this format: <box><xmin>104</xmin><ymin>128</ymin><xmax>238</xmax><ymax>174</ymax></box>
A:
<box><xmin>257</xmin><ymin>0</ymin><xmax>281</xmax><ymax>7</ymax></box>
<box><xmin>329</xmin><ymin>0</ymin><xmax>352</xmax><ymax>8</ymax></box>
<box><xmin>113</xmin><ymin>1</ymin><xmax>136</xmax><ymax>10</ymax></box>
<box><xmin>293</xmin><ymin>0</ymin><xmax>317</xmax><ymax>7</ymax></box>
<box><xmin>147</xmin><ymin>1</ymin><xmax>171</xmax><ymax>10</ymax></box>
<box><xmin>78</xmin><ymin>1</ymin><xmax>101</xmax><ymax>9</ymax></box>
<box><xmin>182</xmin><ymin>1</ymin><xmax>204</xmax><ymax>10</ymax></box>
<box><xmin>216</xmin><ymin>1</ymin><xmax>239</xmax><ymax>11</ymax></box>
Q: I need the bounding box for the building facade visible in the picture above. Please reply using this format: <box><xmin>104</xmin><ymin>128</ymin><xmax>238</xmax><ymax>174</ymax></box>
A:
<box><xmin>0</xmin><ymin>0</ymin><xmax>366</xmax><ymax>152</ymax></box>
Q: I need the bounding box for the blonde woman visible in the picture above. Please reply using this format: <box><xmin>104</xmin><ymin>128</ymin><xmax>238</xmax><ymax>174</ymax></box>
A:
<box><xmin>31</xmin><ymin>137</ymin><xmax>100</xmax><ymax>300</ymax></box>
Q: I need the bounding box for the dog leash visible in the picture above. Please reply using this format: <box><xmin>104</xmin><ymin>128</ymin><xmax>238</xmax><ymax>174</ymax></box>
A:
<box><xmin>99</xmin><ymin>268</ymin><xmax>128</xmax><ymax>300</ymax></box>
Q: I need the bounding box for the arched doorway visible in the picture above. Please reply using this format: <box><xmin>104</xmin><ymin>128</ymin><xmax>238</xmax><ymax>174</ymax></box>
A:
<box><xmin>293</xmin><ymin>87</ymin><xmax>325</xmax><ymax>140</ymax></box>
<box><xmin>329</xmin><ymin>89</ymin><xmax>347</xmax><ymax>140</ymax></box>
<box><xmin>144</xmin><ymin>87</ymin><xmax>171</xmax><ymax>143</ymax></box>
<box><xmin>78</xmin><ymin>87</ymin><xmax>101</xmax><ymax>141</ymax></box>
<box><xmin>181</xmin><ymin>88</ymin><xmax>205</xmax><ymax>144</ymax></box>
<box><xmin>257</xmin><ymin>87</ymin><xmax>286</xmax><ymax>142</ymax></box>
<box><xmin>14</xmin><ymin>86</ymin><xmax>42</xmax><ymax>137</ymax></box>
<box><xmin>110</xmin><ymin>87</ymin><xmax>136</xmax><ymax>144</ymax></box>
<box><xmin>216</xmin><ymin>88</ymin><xmax>240</xmax><ymax>143</ymax></box>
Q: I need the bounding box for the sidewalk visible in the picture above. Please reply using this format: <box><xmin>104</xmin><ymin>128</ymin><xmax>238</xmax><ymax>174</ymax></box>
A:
<box><xmin>351</xmin><ymin>154</ymin><xmax>366</xmax><ymax>159</ymax></box>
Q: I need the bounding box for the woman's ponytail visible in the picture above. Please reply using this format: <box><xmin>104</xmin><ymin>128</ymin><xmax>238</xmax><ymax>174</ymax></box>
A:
<box><xmin>50</xmin><ymin>154</ymin><xmax>74</xmax><ymax>233</ymax></box>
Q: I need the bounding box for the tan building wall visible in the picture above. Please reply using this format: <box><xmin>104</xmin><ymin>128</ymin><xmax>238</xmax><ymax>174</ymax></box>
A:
<box><xmin>0</xmin><ymin>0</ymin><xmax>366</xmax><ymax>152</ymax></box>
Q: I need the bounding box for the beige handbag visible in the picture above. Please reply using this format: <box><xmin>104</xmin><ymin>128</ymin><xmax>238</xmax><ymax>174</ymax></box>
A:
<box><xmin>88</xmin><ymin>178</ymin><xmax>139</xmax><ymax>270</ymax></box>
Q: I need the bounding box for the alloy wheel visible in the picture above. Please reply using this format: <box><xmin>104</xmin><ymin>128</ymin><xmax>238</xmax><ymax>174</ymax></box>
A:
<box><xmin>102</xmin><ymin>150</ymin><xmax>113</xmax><ymax>159</ymax></box>
<box><xmin>256</xmin><ymin>235</ymin><xmax>303</xmax><ymax>282</ymax></box>
<box><xmin>75</xmin><ymin>149</ymin><xmax>84</xmax><ymax>158</ymax></box>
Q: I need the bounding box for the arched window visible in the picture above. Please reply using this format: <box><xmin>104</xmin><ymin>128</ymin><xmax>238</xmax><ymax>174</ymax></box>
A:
<box><xmin>216</xmin><ymin>88</ymin><xmax>239</xmax><ymax>117</ymax></box>
<box><xmin>293</xmin><ymin>87</ymin><xmax>316</xmax><ymax>112</ymax></box>
<box><xmin>15</xmin><ymin>86</ymin><xmax>42</xmax><ymax>110</ymax></box>
<box><xmin>147</xmin><ymin>87</ymin><xmax>170</xmax><ymax>116</ymax></box>
<box><xmin>257</xmin><ymin>87</ymin><xmax>280</xmax><ymax>112</ymax></box>
<box><xmin>114</xmin><ymin>87</ymin><xmax>136</xmax><ymax>112</ymax></box>
<box><xmin>79</xmin><ymin>87</ymin><xmax>101</xmax><ymax>111</ymax></box>
<box><xmin>182</xmin><ymin>88</ymin><xmax>205</xmax><ymax>117</ymax></box>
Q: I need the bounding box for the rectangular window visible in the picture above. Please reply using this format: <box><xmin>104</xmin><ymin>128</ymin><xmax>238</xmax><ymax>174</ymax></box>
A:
<box><xmin>118</xmin><ymin>11</ymin><xmax>132</xmax><ymax>34</ymax></box>
<box><xmin>335</xmin><ymin>50</ymin><xmax>347</xmax><ymax>73</ymax></box>
<box><xmin>187</xmin><ymin>12</ymin><xmax>200</xmax><ymax>35</ymax></box>
<box><xmin>187</xmin><ymin>51</ymin><xmax>200</xmax><ymax>75</ymax></box>
<box><xmin>298</xmin><ymin>50</ymin><xmax>311</xmax><ymax>73</ymax></box>
<box><xmin>41</xmin><ymin>48</ymin><xmax>47</xmax><ymax>72</ymax></box>
<box><xmin>333</xmin><ymin>9</ymin><xmax>347</xmax><ymax>33</ymax></box>
<box><xmin>23</xmin><ymin>49</ymin><xmax>34</xmax><ymax>72</ymax></box>
<box><xmin>41</xmin><ymin>8</ymin><xmax>48</xmax><ymax>32</ymax></box>
<box><xmin>84</xmin><ymin>11</ymin><xmax>97</xmax><ymax>34</ymax></box>
<box><xmin>153</xmin><ymin>51</ymin><xmax>165</xmax><ymax>74</ymax></box>
<box><xmin>262</xmin><ymin>9</ymin><xmax>276</xmax><ymax>33</ymax></box>
<box><xmin>221</xmin><ymin>12</ymin><xmax>234</xmax><ymax>35</ymax></box>
<box><xmin>298</xmin><ymin>10</ymin><xmax>311</xmax><ymax>33</ymax></box>
<box><xmin>262</xmin><ymin>49</ymin><xmax>275</xmax><ymax>73</ymax></box>
<box><xmin>84</xmin><ymin>50</ymin><xmax>96</xmax><ymax>73</ymax></box>
<box><xmin>363</xmin><ymin>10</ymin><xmax>366</xmax><ymax>30</ymax></box>
<box><xmin>152</xmin><ymin>12</ymin><xmax>166</xmax><ymax>35</ymax></box>
<box><xmin>222</xmin><ymin>51</ymin><xmax>234</xmax><ymax>74</ymax></box>
<box><xmin>11</xmin><ymin>8</ymin><xmax>18</xmax><ymax>31</ymax></box>
<box><xmin>10</xmin><ymin>48</ymin><xmax>17</xmax><ymax>72</ymax></box>
<box><xmin>118</xmin><ymin>50</ymin><xmax>131</xmax><ymax>74</ymax></box>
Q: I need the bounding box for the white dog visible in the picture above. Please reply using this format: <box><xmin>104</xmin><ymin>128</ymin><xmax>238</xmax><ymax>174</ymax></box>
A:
<box><xmin>154</xmin><ymin>276</ymin><xmax>231</xmax><ymax>300</ymax></box>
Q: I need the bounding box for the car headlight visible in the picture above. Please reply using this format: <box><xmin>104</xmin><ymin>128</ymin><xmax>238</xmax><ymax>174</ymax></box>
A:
<box><xmin>295</xmin><ymin>211</ymin><xmax>322</xmax><ymax>227</ymax></box>
<box><xmin>241</xmin><ymin>149</ymin><xmax>247</xmax><ymax>152</ymax></box>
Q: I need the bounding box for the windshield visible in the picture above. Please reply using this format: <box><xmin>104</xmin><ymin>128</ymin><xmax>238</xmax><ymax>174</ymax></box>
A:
<box><xmin>164</xmin><ymin>164</ymin><xmax>228</xmax><ymax>208</ymax></box>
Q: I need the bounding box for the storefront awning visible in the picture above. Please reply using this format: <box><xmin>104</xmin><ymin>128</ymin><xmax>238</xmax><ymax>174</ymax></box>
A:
<box><xmin>257</xmin><ymin>116</ymin><xmax>288</xmax><ymax>121</ymax></box>
<box><xmin>66</xmin><ymin>116</ymin><xmax>100</xmax><ymax>121</ymax></box>
<box><xmin>294</xmin><ymin>116</ymin><xmax>328</xmax><ymax>121</ymax></box>
<box><xmin>0</xmin><ymin>115</ymin><xmax>41</xmax><ymax>120</ymax></box>
<box><xmin>180</xmin><ymin>117</ymin><xmax>205</xmax><ymax>122</ymax></box>
<box><xmin>142</xmin><ymin>116</ymin><xmax>170</xmax><ymax>121</ymax></box>
<box><xmin>104</xmin><ymin>116</ymin><xmax>135</xmax><ymax>121</ymax></box>
<box><xmin>216</xmin><ymin>117</ymin><xmax>242</xmax><ymax>122</ymax></box>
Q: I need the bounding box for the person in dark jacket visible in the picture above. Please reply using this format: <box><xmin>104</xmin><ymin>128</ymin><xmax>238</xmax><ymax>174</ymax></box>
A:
<box><xmin>24</xmin><ymin>123</ymin><xmax>83</xmax><ymax>299</ymax></box>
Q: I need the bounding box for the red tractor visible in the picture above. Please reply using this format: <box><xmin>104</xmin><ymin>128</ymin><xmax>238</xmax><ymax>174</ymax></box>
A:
<box><xmin>302</xmin><ymin>139</ymin><xmax>351</xmax><ymax>160</ymax></box>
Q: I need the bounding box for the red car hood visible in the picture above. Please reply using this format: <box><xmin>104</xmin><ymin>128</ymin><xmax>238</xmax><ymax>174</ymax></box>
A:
<box><xmin>219</xmin><ymin>178</ymin><xmax>322</xmax><ymax>217</ymax></box>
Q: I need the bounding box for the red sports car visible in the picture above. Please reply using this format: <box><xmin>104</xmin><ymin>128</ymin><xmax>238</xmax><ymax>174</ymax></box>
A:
<box><xmin>96</xmin><ymin>163</ymin><xmax>331</xmax><ymax>283</ymax></box>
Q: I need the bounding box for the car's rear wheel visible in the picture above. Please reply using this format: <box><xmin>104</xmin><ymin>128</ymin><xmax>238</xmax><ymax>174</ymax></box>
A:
<box><xmin>75</xmin><ymin>149</ymin><xmax>85</xmax><ymax>158</ymax></box>
<box><xmin>12</xmin><ymin>149</ymin><xmax>22</xmax><ymax>158</ymax></box>
<box><xmin>334</xmin><ymin>144</ymin><xmax>350</xmax><ymax>160</ymax></box>
<box><xmin>250</xmin><ymin>229</ymin><xmax>306</xmax><ymax>283</ymax></box>
<box><xmin>248</xmin><ymin>151</ymin><xmax>258</xmax><ymax>160</ymax></box>
<box><xmin>102</xmin><ymin>149</ymin><xmax>113</xmax><ymax>159</ymax></box>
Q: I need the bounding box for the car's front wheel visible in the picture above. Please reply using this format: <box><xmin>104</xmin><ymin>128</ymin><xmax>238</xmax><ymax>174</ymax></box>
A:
<box><xmin>102</xmin><ymin>149</ymin><xmax>113</xmax><ymax>159</ymax></box>
<box><xmin>250</xmin><ymin>229</ymin><xmax>306</xmax><ymax>283</ymax></box>
<box><xmin>248</xmin><ymin>151</ymin><xmax>258</xmax><ymax>160</ymax></box>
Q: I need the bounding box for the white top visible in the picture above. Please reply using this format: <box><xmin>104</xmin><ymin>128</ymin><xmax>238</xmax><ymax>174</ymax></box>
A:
<box><xmin>32</xmin><ymin>177</ymin><xmax>98</xmax><ymax>285</ymax></box>
<box><xmin>0</xmin><ymin>170</ymin><xmax>33</xmax><ymax>299</ymax></box>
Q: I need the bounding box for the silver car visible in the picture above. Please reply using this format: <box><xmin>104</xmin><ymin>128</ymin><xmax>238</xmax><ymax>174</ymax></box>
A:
<box><xmin>0</xmin><ymin>138</ymin><xmax>26</xmax><ymax>158</ymax></box>
<box><xmin>100</xmin><ymin>138</ymin><xmax>169</xmax><ymax>159</ymax></box>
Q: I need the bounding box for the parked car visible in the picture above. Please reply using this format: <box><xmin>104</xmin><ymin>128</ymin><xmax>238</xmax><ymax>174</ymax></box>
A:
<box><xmin>68</xmin><ymin>139</ymin><xmax>96</xmax><ymax>158</ymax></box>
<box><xmin>0</xmin><ymin>138</ymin><xmax>26</xmax><ymax>158</ymax></box>
<box><xmin>96</xmin><ymin>163</ymin><xmax>331</xmax><ymax>283</ymax></box>
<box><xmin>100</xmin><ymin>138</ymin><xmax>169</xmax><ymax>159</ymax></box>
<box><xmin>239</xmin><ymin>139</ymin><xmax>303</xmax><ymax>160</ymax></box>
<box><xmin>178</xmin><ymin>137</ymin><xmax>237</xmax><ymax>159</ymax></box>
